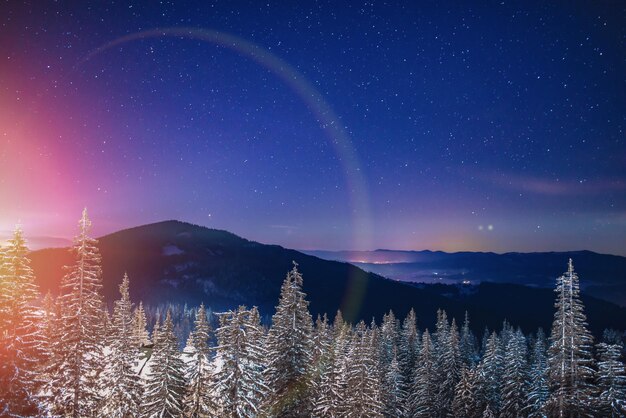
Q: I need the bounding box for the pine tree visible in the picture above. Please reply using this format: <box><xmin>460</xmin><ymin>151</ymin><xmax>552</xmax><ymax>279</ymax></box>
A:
<box><xmin>312</xmin><ymin>314</ymin><xmax>331</xmax><ymax>366</ymax></box>
<box><xmin>311</xmin><ymin>314</ymin><xmax>335</xmax><ymax>417</ymax></box>
<box><xmin>383</xmin><ymin>346</ymin><xmax>406</xmax><ymax>417</ymax></box>
<box><xmin>184</xmin><ymin>303</ymin><xmax>216</xmax><ymax>417</ymax></box>
<box><xmin>103</xmin><ymin>273</ymin><xmax>142</xmax><ymax>417</ymax></box>
<box><xmin>432</xmin><ymin>310</ymin><xmax>460</xmax><ymax>417</ymax></box>
<box><xmin>379</xmin><ymin>310</ymin><xmax>400</xmax><ymax>369</ymax></box>
<box><xmin>480</xmin><ymin>327</ymin><xmax>490</xmax><ymax>357</ymax></box>
<box><xmin>210</xmin><ymin>305</ymin><xmax>267</xmax><ymax>418</ymax></box>
<box><xmin>0</xmin><ymin>226</ymin><xmax>42</xmax><ymax>417</ymax></box>
<box><xmin>475</xmin><ymin>332</ymin><xmax>503</xmax><ymax>414</ymax></box>
<box><xmin>40</xmin><ymin>291</ymin><xmax>57</xmax><ymax>365</ymax></box>
<box><xmin>596</xmin><ymin>340</ymin><xmax>626</xmax><ymax>417</ymax></box>
<box><xmin>452</xmin><ymin>366</ymin><xmax>478</xmax><ymax>418</ymax></box>
<box><xmin>133</xmin><ymin>301</ymin><xmax>151</xmax><ymax>348</ymax></box>
<box><xmin>460</xmin><ymin>311</ymin><xmax>479</xmax><ymax>368</ymax></box>
<box><xmin>344</xmin><ymin>321</ymin><xmax>384</xmax><ymax>417</ymax></box>
<box><xmin>48</xmin><ymin>210</ymin><xmax>105</xmax><ymax>417</ymax></box>
<box><xmin>264</xmin><ymin>262</ymin><xmax>314</xmax><ymax>417</ymax></box>
<box><xmin>439</xmin><ymin>317</ymin><xmax>462</xmax><ymax>416</ymax></box>
<box><xmin>142</xmin><ymin>308</ymin><xmax>187</xmax><ymax>418</ymax></box>
<box><xmin>482</xmin><ymin>404</ymin><xmax>495</xmax><ymax>418</ymax></box>
<box><xmin>546</xmin><ymin>259</ymin><xmax>595</xmax><ymax>417</ymax></box>
<box><xmin>152</xmin><ymin>314</ymin><xmax>162</xmax><ymax>348</ymax></box>
<box><xmin>526</xmin><ymin>329</ymin><xmax>549</xmax><ymax>417</ymax></box>
<box><xmin>407</xmin><ymin>329</ymin><xmax>437</xmax><ymax>417</ymax></box>
<box><xmin>398</xmin><ymin>308</ymin><xmax>419</xmax><ymax>401</ymax></box>
<box><xmin>314</xmin><ymin>311</ymin><xmax>348</xmax><ymax>417</ymax></box>
<box><xmin>500</xmin><ymin>329</ymin><xmax>528</xmax><ymax>418</ymax></box>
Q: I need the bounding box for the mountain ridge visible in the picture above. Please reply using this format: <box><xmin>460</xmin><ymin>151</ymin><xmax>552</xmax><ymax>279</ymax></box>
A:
<box><xmin>303</xmin><ymin>248</ymin><xmax>626</xmax><ymax>306</ymax></box>
<box><xmin>28</xmin><ymin>220</ymin><xmax>626</xmax><ymax>334</ymax></box>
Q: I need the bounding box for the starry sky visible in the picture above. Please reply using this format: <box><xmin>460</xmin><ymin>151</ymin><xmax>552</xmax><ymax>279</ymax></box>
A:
<box><xmin>1</xmin><ymin>1</ymin><xmax>625</xmax><ymax>255</ymax></box>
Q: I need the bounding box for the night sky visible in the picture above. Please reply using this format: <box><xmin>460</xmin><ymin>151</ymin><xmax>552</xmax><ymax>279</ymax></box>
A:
<box><xmin>1</xmin><ymin>1</ymin><xmax>625</xmax><ymax>255</ymax></box>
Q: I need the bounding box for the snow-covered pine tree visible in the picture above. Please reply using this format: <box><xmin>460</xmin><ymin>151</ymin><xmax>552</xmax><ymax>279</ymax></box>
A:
<box><xmin>475</xmin><ymin>331</ymin><xmax>503</xmax><ymax>414</ymax></box>
<box><xmin>525</xmin><ymin>328</ymin><xmax>549</xmax><ymax>417</ymax></box>
<box><xmin>431</xmin><ymin>309</ymin><xmax>459</xmax><ymax>416</ymax></box>
<box><xmin>313</xmin><ymin>314</ymin><xmax>331</xmax><ymax>366</ymax></box>
<box><xmin>407</xmin><ymin>329</ymin><xmax>437</xmax><ymax>417</ymax></box>
<box><xmin>39</xmin><ymin>291</ymin><xmax>57</xmax><ymax>365</ymax></box>
<box><xmin>482</xmin><ymin>404</ymin><xmax>496</xmax><ymax>418</ymax></box>
<box><xmin>102</xmin><ymin>273</ymin><xmax>142</xmax><ymax>417</ymax></box>
<box><xmin>432</xmin><ymin>309</ymin><xmax>450</xmax><ymax>411</ymax></box>
<box><xmin>499</xmin><ymin>320</ymin><xmax>514</xmax><ymax>353</ymax></box>
<box><xmin>480</xmin><ymin>326</ymin><xmax>490</xmax><ymax>357</ymax></box>
<box><xmin>133</xmin><ymin>301</ymin><xmax>151</xmax><ymax>348</ymax></box>
<box><xmin>379</xmin><ymin>310</ymin><xmax>400</xmax><ymax>369</ymax></box>
<box><xmin>383</xmin><ymin>346</ymin><xmax>406</xmax><ymax>417</ymax></box>
<box><xmin>264</xmin><ymin>262</ymin><xmax>314</xmax><ymax>417</ymax></box>
<box><xmin>210</xmin><ymin>305</ymin><xmax>267</xmax><ymax>418</ymax></box>
<box><xmin>546</xmin><ymin>259</ymin><xmax>595</xmax><ymax>417</ymax></box>
<box><xmin>451</xmin><ymin>366</ymin><xmax>478</xmax><ymax>418</ymax></box>
<box><xmin>314</xmin><ymin>311</ymin><xmax>348</xmax><ymax>417</ymax></box>
<box><xmin>248</xmin><ymin>306</ymin><xmax>268</xmax><ymax>414</ymax></box>
<box><xmin>184</xmin><ymin>302</ymin><xmax>216</xmax><ymax>417</ymax></box>
<box><xmin>344</xmin><ymin>321</ymin><xmax>384</xmax><ymax>417</ymax></box>
<box><xmin>595</xmin><ymin>339</ymin><xmax>626</xmax><ymax>417</ymax></box>
<box><xmin>151</xmin><ymin>314</ymin><xmax>162</xmax><ymax>348</ymax></box>
<box><xmin>0</xmin><ymin>226</ymin><xmax>42</xmax><ymax>417</ymax></box>
<box><xmin>460</xmin><ymin>311</ymin><xmax>479</xmax><ymax>368</ymax></box>
<box><xmin>48</xmin><ymin>210</ymin><xmax>105</xmax><ymax>417</ymax></box>
<box><xmin>398</xmin><ymin>308</ymin><xmax>419</xmax><ymax>401</ymax></box>
<box><xmin>438</xmin><ymin>317</ymin><xmax>462</xmax><ymax>416</ymax></box>
<box><xmin>141</xmin><ymin>308</ymin><xmax>187</xmax><ymax>418</ymax></box>
<box><xmin>311</xmin><ymin>314</ymin><xmax>332</xmax><ymax>412</ymax></box>
<box><xmin>500</xmin><ymin>329</ymin><xmax>528</xmax><ymax>418</ymax></box>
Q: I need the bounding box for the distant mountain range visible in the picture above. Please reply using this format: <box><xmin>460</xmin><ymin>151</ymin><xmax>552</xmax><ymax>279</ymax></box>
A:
<box><xmin>303</xmin><ymin>249</ymin><xmax>626</xmax><ymax>307</ymax></box>
<box><xmin>29</xmin><ymin>220</ymin><xmax>626</xmax><ymax>335</ymax></box>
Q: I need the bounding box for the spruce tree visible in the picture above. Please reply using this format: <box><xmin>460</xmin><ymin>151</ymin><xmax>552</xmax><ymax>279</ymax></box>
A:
<box><xmin>0</xmin><ymin>226</ymin><xmax>42</xmax><ymax>417</ymax></box>
<box><xmin>482</xmin><ymin>404</ymin><xmax>496</xmax><ymax>418</ymax></box>
<box><xmin>151</xmin><ymin>314</ymin><xmax>162</xmax><ymax>348</ymax></box>
<box><xmin>546</xmin><ymin>259</ymin><xmax>595</xmax><ymax>417</ymax></box>
<box><xmin>311</xmin><ymin>314</ymin><xmax>337</xmax><ymax>417</ymax></box>
<box><xmin>345</xmin><ymin>321</ymin><xmax>384</xmax><ymax>417</ymax></box>
<box><xmin>475</xmin><ymin>332</ymin><xmax>503</xmax><ymax>414</ymax></box>
<box><xmin>184</xmin><ymin>303</ymin><xmax>215</xmax><ymax>417</ymax></box>
<box><xmin>526</xmin><ymin>329</ymin><xmax>549</xmax><ymax>417</ymax></box>
<box><xmin>103</xmin><ymin>273</ymin><xmax>142</xmax><ymax>417</ymax></box>
<box><xmin>133</xmin><ymin>301</ymin><xmax>150</xmax><ymax>348</ymax></box>
<box><xmin>500</xmin><ymin>329</ymin><xmax>528</xmax><ymax>418</ymax></box>
<box><xmin>383</xmin><ymin>346</ymin><xmax>406</xmax><ymax>417</ymax></box>
<box><xmin>40</xmin><ymin>291</ymin><xmax>57</xmax><ymax>365</ymax></box>
<box><xmin>439</xmin><ymin>317</ymin><xmax>462</xmax><ymax>416</ymax></box>
<box><xmin>141</xmin><ymin>308</ymin><xmax>186</xmax><ymax>418</ymax></box>
<box><xmin>49</xmin><ymin>210</ymin><xmax>105</xmax><ymax>417</ymax></box>
<box><xmin>398</xmin><ymin>308</ymin><xmax>419</xmax><ymax>400</ymax></box>
<box><xmin>314</xmin><ymin>311</ymin><xmax>348</xmax><ymax>417</ymax></box>
<box><xmin>210</xmin><ymin>306</ymin><xmax>267</xmax><ymax>417</ymax></box>
<box><xmin>379</xmin><ymin>310</ymin><xmax>400</xmax><ymax>369</ymax></box>
<box><xmin>407</xmin><ymin>329</ymin><xmax>437</xmax><ymax>417</ymax></box>
<box><xmin>452</xmin><ymin>366</ymin><xmax>478</xmax><ymax>418</ymax></box>
<box><xmin>460</xmin><ymin>311</ymin><xmax>479</xmax><ymax>368</ymax></box>
<box><xmin>432</xmin><ymin>309</ymin><xmax>460</xmax><ymax>416</ymax></box>
<box><xmin>264</xmin><ymin>262</ymin><xmax>314</xmax><ymax>417</ymax></box>
<box><xmin>596</xmin><ymin>340</ymin><xmax>626</xmax><ymax>417</ymax></box>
